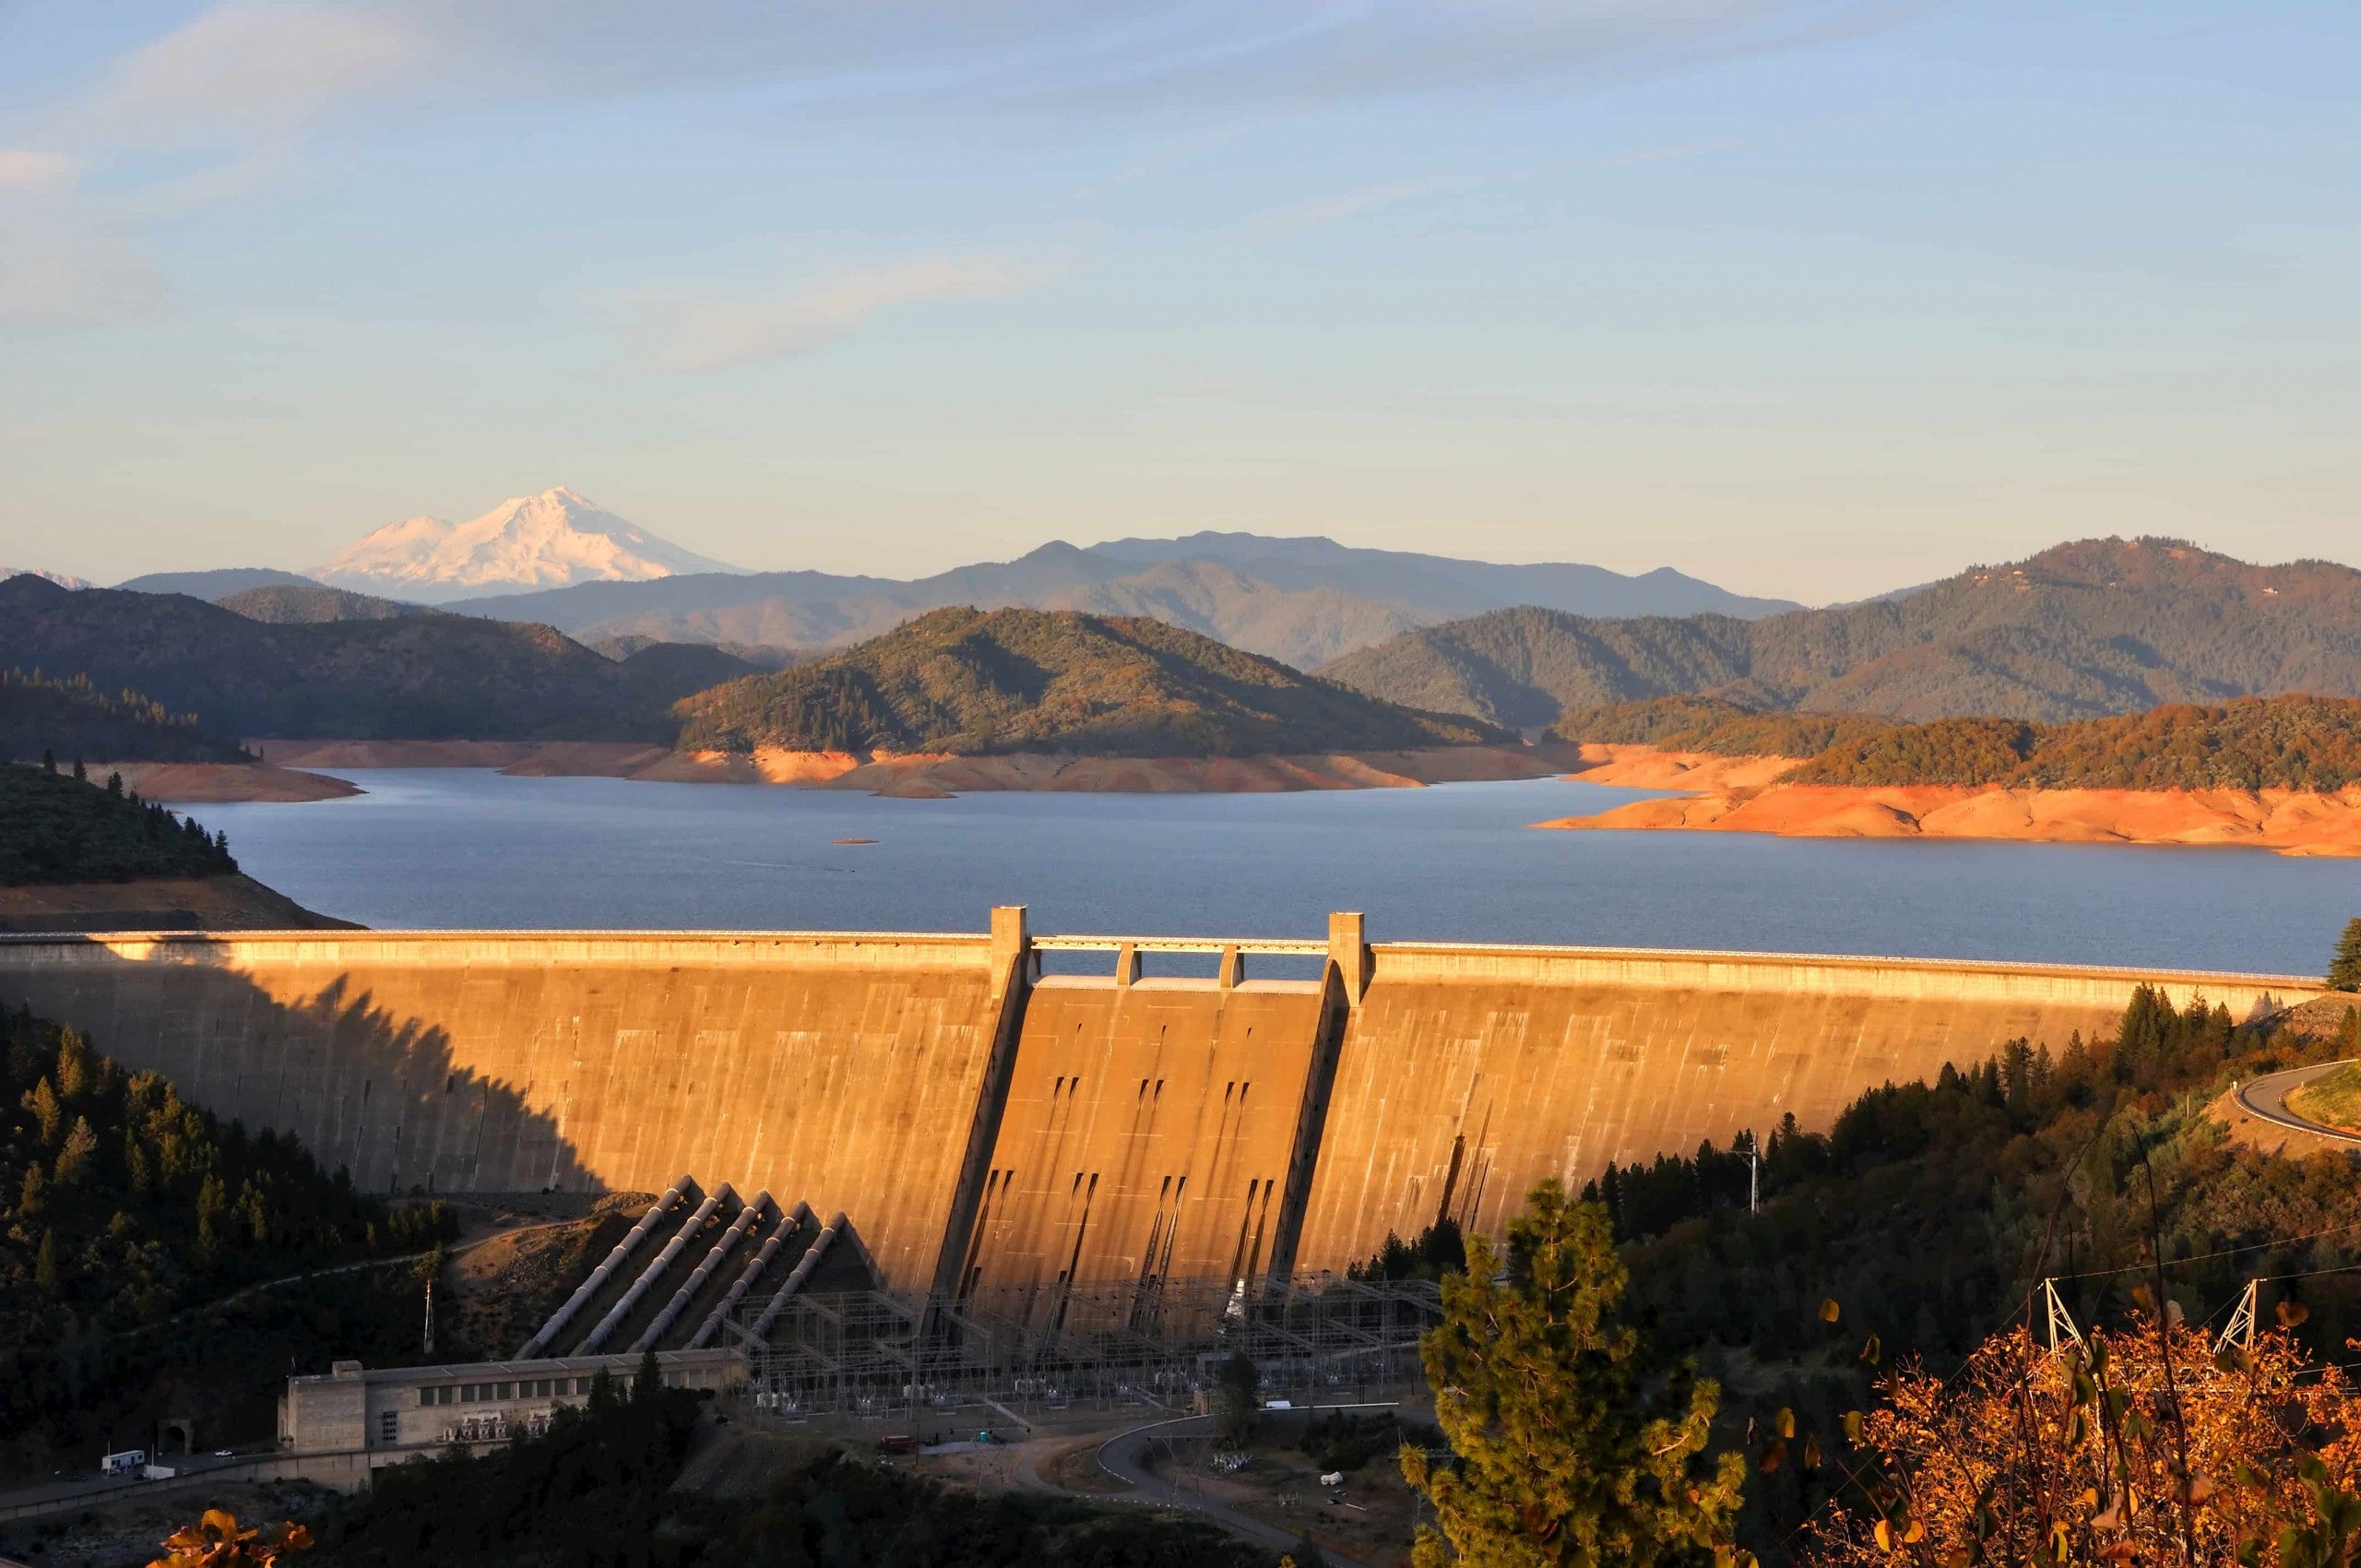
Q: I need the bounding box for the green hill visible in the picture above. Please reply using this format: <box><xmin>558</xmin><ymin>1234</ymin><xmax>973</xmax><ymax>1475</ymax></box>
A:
<box><xmin>1314</xmin><ymin>605</ymin><xmax>1754</xmax><ymax>729</ymax></box>
<box><xmin>1792</xmin><ymin>693</ymin><xmax>2361</xmax><ymax>791</ymax></box>
<box><xmin>1323</xmin><ymin>539</ymin><xmax>2361</xmax><ymax>724</ymax></box>
<box><xmin>671</xmin><ymin>605</ymin><xmax>1505</xmax><ymax>756</ymax></box>
<box><xmin>0</xmin><ymin>670</ymin><xmax>252</xmax><ymax>764</ymax></box>
<box><xmin>219</xmin><ymin>583</ymin><xmax>434</xmax><ymax>623</ymax></box>
<box><xmin>0</xmin><ymin>762</ymin><xmax>238</xmax><ymax>885</ymax></box>
<box><xmin>1557</xmin><ymin>692</ymin><xmax>2361</xmax><ymax>793</ymax></box>
<box><xmin>1550</xmin><ymin>695</ymin><xmax>1899</xmax><ymax>756</ymax></box>
<box><xmin>0</xmin><ymin>1006</ymin><xmax>456</xmax><ymax>1474</ymax></box>
<box><xmin>0</xmin><ymin>576</ymin><xmax>728</xmax><ymax>742</ymax></box>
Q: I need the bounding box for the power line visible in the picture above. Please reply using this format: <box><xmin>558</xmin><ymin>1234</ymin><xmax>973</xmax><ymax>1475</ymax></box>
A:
<box><xmin>2040</xmin><ymin>1216</ymin><xmax>2361</xmax><ymax>1285</ymax></box>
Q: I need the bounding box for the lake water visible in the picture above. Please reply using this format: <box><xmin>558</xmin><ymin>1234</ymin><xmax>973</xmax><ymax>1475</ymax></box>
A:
<box><xmin>189</xmin><ymin>768</ymin><xmax>2361</xmax><ymax>978</ymax></box>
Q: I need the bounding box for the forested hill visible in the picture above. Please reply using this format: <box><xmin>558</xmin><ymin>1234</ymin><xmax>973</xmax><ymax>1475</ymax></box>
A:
<box><xmin>0</xmin><ymin>576</ymin><xmax>734</xmax><ymax>742</ymax></box>
<box><xmin>0</xmin><ymin>669</ymin><xmax>251</xmax><ymax>764</ymax></box>
<box><xmin>671</xmin><ymin>605</ymin><xmax>1507</xmax><ymax>756</ymax></box>
<box><xmin>1558</xmin><ymin>692</ymin><xmax>2361</xmax><ymax>792</ymax></box>
<box><xmin>1793</xmin><ymin>694</ymin><xmax>2361</xmax><ymax>790</ymax></box>
<box><xmin>1</xmin><ymin>762</ymin><xmax>238</xmax><ymax>884</ymax></box>
<box><xmin>1320</xmin><ymin>538</ymin><xmax>2361</xmax><ymax>725</ymax></box>
<box><xmin>0</xmin><ymin>1005</ymin><xmax>457</xmax><ymax>1471</ymax></box>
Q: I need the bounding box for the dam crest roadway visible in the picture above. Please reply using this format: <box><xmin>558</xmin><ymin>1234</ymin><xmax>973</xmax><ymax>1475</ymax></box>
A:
<box><xmin>0</xmin><ymin>910</ymin><xmax>2322</xmax><ymax>1308</ymax></box>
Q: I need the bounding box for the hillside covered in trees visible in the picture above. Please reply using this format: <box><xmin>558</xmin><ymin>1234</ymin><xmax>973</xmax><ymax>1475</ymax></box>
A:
<box><xmin>0</xmin><ymin>669</ymin><xmax>251</xmax><ymax>765</ymax></box>
<box><xmin>0</xmin><ymin>762</ymin><xmax>239</xmax><ymax>884</ymax></box>
<box><xmin>0</xmin><ymin>576</ymin><xmax>735</xmax><ymax>742</ymax></box>
<box><xmin>1559</xmin><ymin>692</ymin><xmax>2361</xmax><ymax>792</ymax></box>
<box><xmin>0</xmin><ymin>1006</ymin><xmax>456</xmax><ymax>1474</ymax></box>
<box><xmin>1323</xmin><ymin>538</ymin><xmax>2361</xmax><ymax>725</ymax></box>
<box><xmin>1578</xmin><ymin>981</ymin><xmax>2361</xmax><ymax>1553</ymax></box>
<box><xmin>672</xmin><ymin>605</ymin><xmax>1506</xmax><ymax>756</ymax></box>
<box><xmin>218</xmin><ymin>583</ymin><xmax>435</xmax><ymax>624</ymax></box>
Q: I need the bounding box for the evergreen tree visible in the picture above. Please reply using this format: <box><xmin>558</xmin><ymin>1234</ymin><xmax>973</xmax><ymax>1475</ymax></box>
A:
<box><xmin>53</xmin><ymin>1114</ymin><xmax>99</xmax><ymax>1185</ymax></box>
<box><xmin>2330</xmin><ymin>918</ymin><xmax>2361</xmax><ymax>993</ymax></box>
<box><xmin>1403</xmin><ymin>1179</ymin><xmax>1747</xmax><ymax>1568</ymax></box>
<box><xmin>1214</xmin><ymin>1351</ymin><xmax>1260</xmax><ymax>1447</ymax></box>
<box><xmin>34</xmin><ymin>1228</ymin><xmax>61</xmax><ymax>1294</ymax></box>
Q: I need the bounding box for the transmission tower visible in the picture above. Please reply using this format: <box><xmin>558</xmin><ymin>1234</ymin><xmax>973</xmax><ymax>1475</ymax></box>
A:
<box><xmin>2214</xmin><ymin>1278</ymin><xmax>2260</xmax><ymax>1354</ymax></box>
<box><xmin>2042</xmin><ymin>1277</ymin><xmax>2083</xmax><ymax>1353</ymax></box>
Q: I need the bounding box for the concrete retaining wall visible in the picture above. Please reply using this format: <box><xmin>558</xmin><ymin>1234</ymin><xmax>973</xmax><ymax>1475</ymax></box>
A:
<box><xmin>0</xmin><ymin>918</ymin><xmax>2319</xmax><ymax>1292</ymax></box>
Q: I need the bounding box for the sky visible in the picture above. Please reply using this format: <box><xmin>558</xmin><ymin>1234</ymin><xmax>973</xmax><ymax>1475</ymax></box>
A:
<box><xmin>0</xmin><ymin>1</ymin><xmax>2355</xmax><ymax>604</ymax></box>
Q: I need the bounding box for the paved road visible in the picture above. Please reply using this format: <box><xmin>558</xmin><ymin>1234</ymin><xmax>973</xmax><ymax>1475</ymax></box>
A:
<box><xmin>1022</xmin><ymin>1410</ymin><xmax>1381</xmax><ymax>1568</ymax></box>
<box><xmin>2236</xmin><ymin>1060</ymin><xmax>2361</xmax><ymax>1145</ymax></box>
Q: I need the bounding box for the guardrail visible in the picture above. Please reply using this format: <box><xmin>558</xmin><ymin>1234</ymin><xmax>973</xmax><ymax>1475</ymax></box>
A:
<box><xmin>1032</xmin><ymin>934</ymin><xmax>1330</xmax><ymax>956</ymax></box>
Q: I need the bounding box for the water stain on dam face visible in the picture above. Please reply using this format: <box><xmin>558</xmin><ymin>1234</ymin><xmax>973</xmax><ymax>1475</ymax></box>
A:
<box><xmin>0</xmin><ymin>913</ymin><xmax>2320</xmax><ymax>1301</ymax></box>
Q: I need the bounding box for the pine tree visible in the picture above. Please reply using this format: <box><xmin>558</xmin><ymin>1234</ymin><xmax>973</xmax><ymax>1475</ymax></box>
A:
<box><xmin>53</xmin><ymin>1115</ymin><xmax>99</xmax><ymax>1185</ymax></box>
<box><xmin>34</xmin><ymin>1229</ymin><xmax>61</xmax><ymax>1294</ymax></box>
<box><xmin>2329</xmin><ymin>918</ymin><xmax>2361</xmax><ymax>993</ymax></box>
<box><xmin>1402</xmin><ymin>1179</ymin><xmax>1748</xmax><ymax>1568</ymax></box>
<box><xmin>22</xmin><ymin>1076</ymin><xmax>62</xmax><ymax>1144</ymax></box>
<box><xmin>1215</xmin><ymin>1352</ymin><xmax>1260</xmax><ymax>1447</ymax></box>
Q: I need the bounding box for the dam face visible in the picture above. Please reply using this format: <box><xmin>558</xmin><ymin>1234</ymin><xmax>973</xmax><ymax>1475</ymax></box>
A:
<box><xmin>0</xmin><ymin>912</ymin><xmax>2318</xmax><ymax>1297</ymax></box>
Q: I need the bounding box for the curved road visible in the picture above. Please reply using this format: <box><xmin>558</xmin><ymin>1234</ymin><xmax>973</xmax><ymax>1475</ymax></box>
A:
<box><xmin>2236</xmin><ymin>1060</ymin><xmax>2361</xmax><ymax>1146</ymax></box>
<box><xmin>1017</xmin><ymin>1410</ymin><xmax>1380</xmax><ymax>1568</ymax></box>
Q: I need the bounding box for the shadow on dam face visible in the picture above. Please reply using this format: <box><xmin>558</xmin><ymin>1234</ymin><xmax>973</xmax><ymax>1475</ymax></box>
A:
<box><xmin>0</xmin><ymin>912</ymin><xmax>2323</xmax><ymax>1301</ymax></box>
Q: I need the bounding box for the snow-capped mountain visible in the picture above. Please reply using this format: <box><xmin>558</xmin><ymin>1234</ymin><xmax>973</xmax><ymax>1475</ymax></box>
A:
<box><xmin>313</xmin><ymin>487</ymin><xmax>743</xmax><ymax>602</ymax></box>
<box><xmin>1</xmin><ymin>566</ymin><xmax>89</xmax><ymax>588</ymax></box>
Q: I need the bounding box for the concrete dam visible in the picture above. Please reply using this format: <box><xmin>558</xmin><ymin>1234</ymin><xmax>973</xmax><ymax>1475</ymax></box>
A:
<box><xmin>0</xmin><ymin>911</ymin><xmax>2320</xmax><ymax>1299</ymax></box>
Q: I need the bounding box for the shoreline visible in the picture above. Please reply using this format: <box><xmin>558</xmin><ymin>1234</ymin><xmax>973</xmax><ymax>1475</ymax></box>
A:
<box><xmin>0</xmin><ymin>873</ymin><xmax>358</xmax><ymax>932</ymax></box>
<box><xmin>1539</xmin><ymin>744</ymin><xmax>2361</xmax><ymax>858</ymax></box>
<box><xmin>227</xmin><ymin>739</ymin><xmax>1569</xmax><ymax>798</ymax></box>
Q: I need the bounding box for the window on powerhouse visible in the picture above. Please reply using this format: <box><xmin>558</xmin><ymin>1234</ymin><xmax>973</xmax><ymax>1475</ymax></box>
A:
<box><xmin>417</xmin><ymin>1375</ymin><xmax>595</xmax><ymax>1407</ymax></box>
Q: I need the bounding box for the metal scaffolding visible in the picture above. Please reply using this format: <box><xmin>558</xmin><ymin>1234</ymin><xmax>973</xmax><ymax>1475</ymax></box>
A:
<box><xmin>726</xmin><ymin>1274</ymin><xmax>1443</xmax><ymax>1426</ymax></box>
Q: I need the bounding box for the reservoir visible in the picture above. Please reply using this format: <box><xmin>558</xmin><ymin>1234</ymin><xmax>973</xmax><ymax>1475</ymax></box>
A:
<box><xmin>197</xmin><ymin>768</ymin><xmax>2355</xmax><ymax>975</ymax></box>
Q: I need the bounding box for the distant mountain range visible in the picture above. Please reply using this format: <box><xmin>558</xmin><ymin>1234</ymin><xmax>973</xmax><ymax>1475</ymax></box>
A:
<box><xmin>113</xmin><ymin>567</ymin><xmax>317</xmax><ymax>598</ymax></box>
<box><xmin>671</xmin><ymin>606</ymin><xmax>1502</xmax><ymax>757</ymax></box>
<box><xmin>219</xmin><ymin>584</ymin><xmax>435</xmax><ymax>624</ymax></box>
<box><xmin>1</xmin><ymin>567</ymin><xmax>93</xmax><ymax>590</ymax></box>
<box><xmin>1319</xmin><ymin>539</ymin><xmax>2361</xmax><ymax>724</ymax></box>
<box><xmin>0</xmin><ymin>576</ymin><xmax>749</xmax><ymax>742</ymax></box>
<box><xmin>314</xmin><ymin>486</ymin><xmax>744</xmax><ymax>602</ymax></box>
<box><xmin>70</xmin><ymin>496</ymin><xmax>1793</xmax><ymax>671</ymax></box>
<box><xmin>448</xmin><ymin>529</ymin><xmax>1797</xmax><ymax>670</ymax></box>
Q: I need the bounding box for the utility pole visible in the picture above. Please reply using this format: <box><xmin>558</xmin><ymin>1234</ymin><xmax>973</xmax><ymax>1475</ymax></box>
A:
<box><xmin>1739</xmin><ymin>1134</ymin><xmax>1760</xmax><ymax>1214</ymax></box>
<box><xmin>422</xmin><ymin>1274</ymin><xmax>435</xmax><ymax>1360</ymax></box>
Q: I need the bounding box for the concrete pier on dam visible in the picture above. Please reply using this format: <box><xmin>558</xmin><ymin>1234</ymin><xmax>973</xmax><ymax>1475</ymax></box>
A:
<box><xmin>0</xmin><ymin>912</ymin><xmax>2319</xmax><ymax>1301</ymax></box>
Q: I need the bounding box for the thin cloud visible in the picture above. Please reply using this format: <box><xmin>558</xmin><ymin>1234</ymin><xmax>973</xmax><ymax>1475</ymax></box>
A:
<box><xmin>644</xmin><ymin>256</ymin><xmax>1057</xmax><ymax>373</ymax></box>
<box><xmin>84</xmin><ymin>2</ymin><xmax>434</xmax><ymax>144</ymax></box>
<box><xmin>0</xmin><ymin>151</ymin><xmax>81</xmax><ymax>193</ymax></box>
